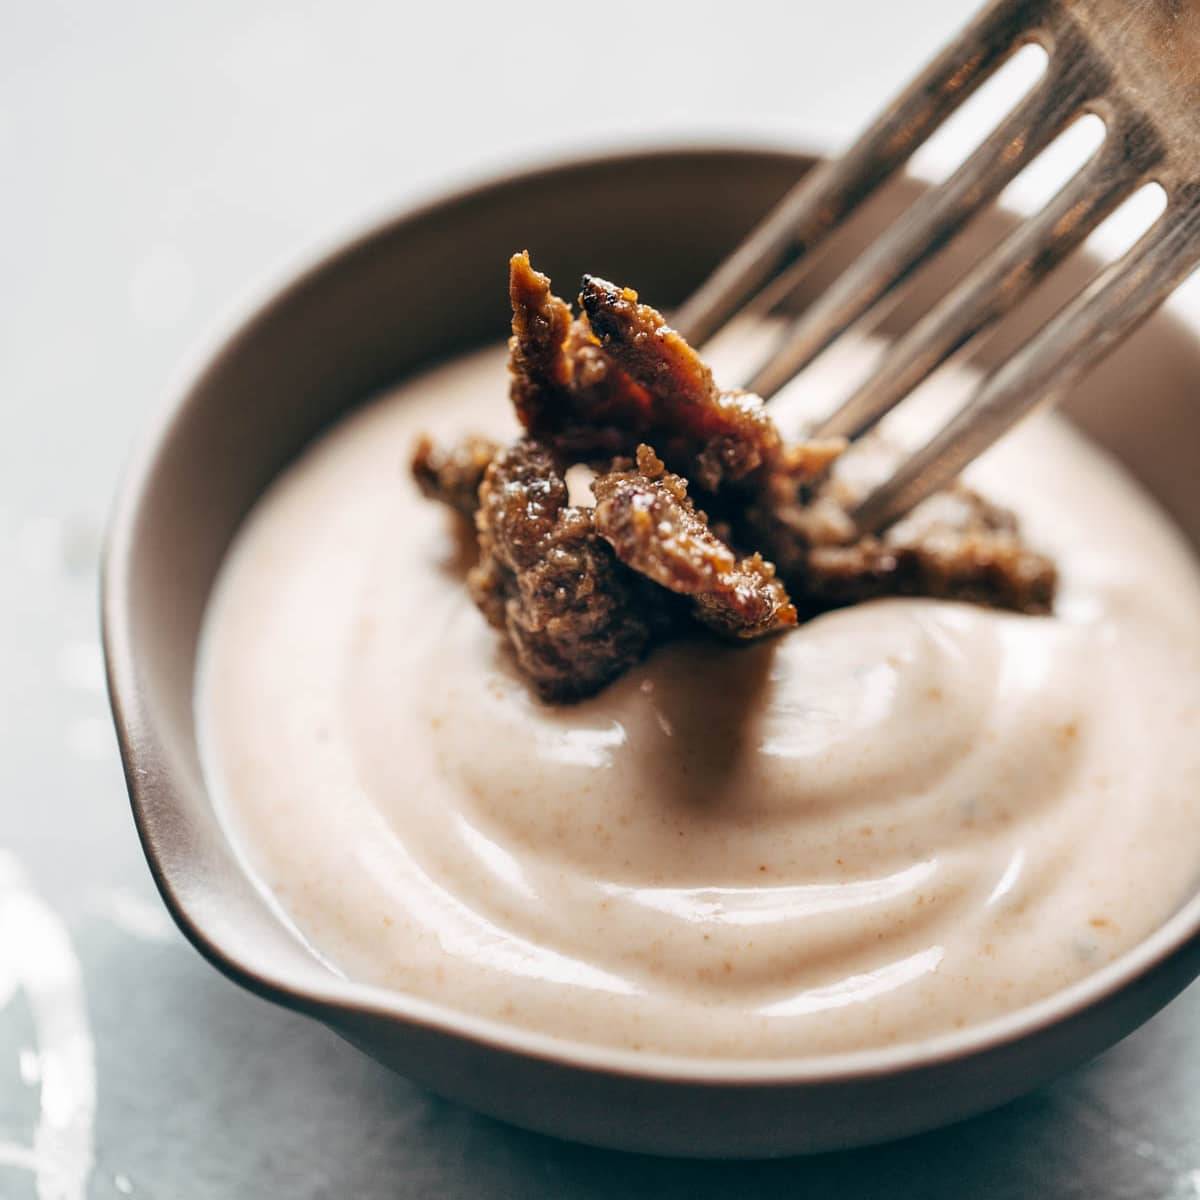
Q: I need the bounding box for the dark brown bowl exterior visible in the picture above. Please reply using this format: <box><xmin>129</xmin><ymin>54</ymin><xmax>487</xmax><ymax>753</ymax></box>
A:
<box><xmin>104</xmin><ymin>146</ymin><xmax>1200</xmax><ymax>1157</ymax></box>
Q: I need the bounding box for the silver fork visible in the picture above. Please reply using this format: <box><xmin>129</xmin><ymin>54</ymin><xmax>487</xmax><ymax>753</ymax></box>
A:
<box><xmin>675</xmin><ymin>0</ymin><xmax>1200</xmax><ymax>533</ymax></box>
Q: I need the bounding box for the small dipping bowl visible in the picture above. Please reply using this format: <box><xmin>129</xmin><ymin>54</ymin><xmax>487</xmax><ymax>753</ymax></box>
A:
<box><xmin>103</xmin><ymin>146</ymin><xmax>1200</xmax><ymax>1157</ymax></box>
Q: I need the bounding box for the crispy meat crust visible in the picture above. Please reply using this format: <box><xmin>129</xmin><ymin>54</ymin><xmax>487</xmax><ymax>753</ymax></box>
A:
<box><xmin>508</xmin><ymin>254</ymin><xmax>838</xmax><ymax>494</ymax></box>
<box><xmin>411</xmin><ymin>433</ymin><xmax>500</xmax><ymax>516</ymax></box>
<box><xmin>593</xmin><ymin>446</ymin><xmax>796</xmax><ymax>639</ymax></box>
<box><xmin>507</xmin><ymin>251</ymin><xmax>572</xmax><ymax>426</ymax></box>
<box><xmin>508</xmin><ymin>252</ymin><xmax>652</xmax><ymax>459</ymax></box>
<box><xmin>578</xmin><ymin>275</ymin><xmax>786</xmax><ymax>491</ymax></box>
<box><xmin>468</xmin><ymin>440</ymin><xmax>662</xmax><ymax>701</ymax></box>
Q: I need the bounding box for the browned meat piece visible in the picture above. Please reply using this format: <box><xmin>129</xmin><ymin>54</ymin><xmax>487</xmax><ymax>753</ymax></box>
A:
<box><xmin>411</xmin><ymin>433</ymin><xmax>500</xmax><ymax>516</ymax></box>
<box><xmin>509</xmin><ymin>255</ymin><xmax>845</xmax><ymax>493</ymax></box>
<box><xmin>747</xmin><ymin>466</ymin><xmax>1057</xmax><ymax>616</ymax></box>
<box><xmin>469</xmin><ymin>439</ymin><xmax>666</xmax><ymax>701</ymax></box>
<box><xmin>507</xmin><ymin>251</ymin><xmax>573</xmax><ymax>429</ymax></box>
<box><xmin>804</xmin><ymin>486</ymin><xmax>1058</xmax><ymax>615</ymax></box>
<box><xmin>578</xmin><ymin>275</ymin><xmax>789</xmax><ymax>492</ymax></box>
<box><xmin>410</xmin><ymin>254</ymin><xmax>1059</xmax><ymax>703</ymax></box>
<box><xmin>593</xmin><ymin>445</ymin><xmax>797</xmax><ymax>639</ymax></box>
<box><xmin>508</xmin><ymin>252</ymin><xmax>652</xmax><ymax>458</ymax></box>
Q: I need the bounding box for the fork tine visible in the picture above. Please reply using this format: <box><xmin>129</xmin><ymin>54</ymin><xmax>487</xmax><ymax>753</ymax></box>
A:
<box><xmin>815</xmin><ymin>117</ymin><xmax>1159</xmax><ymax>440</ymax></box>
<box><xmin>745</xmin><ymin>59</ymin><xmax>1099</xmax><ymax>401</ymax></box>
<box><xmin>673</xmin><ymin>0</ymin><xmax>1041</xmax><ymax>347</ymax></box>
<box><xmin>850</xmin><ymin>190</ymin><xmax>1200</xmax><ymax>534</ymax></box>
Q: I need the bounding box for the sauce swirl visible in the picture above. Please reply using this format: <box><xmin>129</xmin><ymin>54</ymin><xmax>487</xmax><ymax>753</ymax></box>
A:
<box><xmin>198</xmin><ymin>343</ymin><xmax>1200</xmax><ymax>1057</ymax></box>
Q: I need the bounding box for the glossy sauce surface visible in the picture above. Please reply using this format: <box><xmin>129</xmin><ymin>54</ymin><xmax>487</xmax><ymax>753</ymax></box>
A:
<box><xmin>197</xmin><ymin>341</ymin><xmax>1200</xmax><ymax>1057</ymax></box>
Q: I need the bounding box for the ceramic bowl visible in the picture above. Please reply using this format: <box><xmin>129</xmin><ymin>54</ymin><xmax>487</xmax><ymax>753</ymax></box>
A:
<box><xmin>103</xmin><ymin>145</ymin><xmax>1200</xmax><ymax>1158</ymax></box>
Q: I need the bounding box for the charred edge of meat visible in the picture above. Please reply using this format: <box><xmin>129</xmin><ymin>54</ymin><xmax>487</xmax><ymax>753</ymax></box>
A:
<box><xmin>578</xmin><ymin>274</ymin><xmax>783</xmax><ymax>489</ymax></box>
<box><xmin>508</xmin><ymin>251</ymin><xmax>574</xmax><ymax>433</ymax></box>
<box><xmin>509</xmin><ymin>253</ymin><xmax>654</xmax><ymax>453</ymax></box>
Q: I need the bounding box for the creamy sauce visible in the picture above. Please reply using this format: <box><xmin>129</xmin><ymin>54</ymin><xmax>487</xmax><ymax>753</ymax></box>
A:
<box><xmin>196</xmin><ymin>338</ymin><xmax>1200</xmax><ymax>1058</ymax></box>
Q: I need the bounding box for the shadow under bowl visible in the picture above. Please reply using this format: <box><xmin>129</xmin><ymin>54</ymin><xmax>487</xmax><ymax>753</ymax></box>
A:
<box><xmin>103</xmin><ymin>144</ymin><xmax>1200</xmax><ymax>1158</ymax></box>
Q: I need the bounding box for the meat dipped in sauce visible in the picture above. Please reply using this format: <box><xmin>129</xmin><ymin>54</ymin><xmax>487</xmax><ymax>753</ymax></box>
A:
<box><xmin>411</xmin><ymin>253</ymin><xmax>1057</xmax><ymax>699</ymax></box>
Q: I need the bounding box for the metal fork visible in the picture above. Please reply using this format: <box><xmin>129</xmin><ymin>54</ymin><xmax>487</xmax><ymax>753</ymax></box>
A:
<box><xmin>675</xmin><ymin>0</ymin><xmax>1200</xmax><ymax>533</ymax></box>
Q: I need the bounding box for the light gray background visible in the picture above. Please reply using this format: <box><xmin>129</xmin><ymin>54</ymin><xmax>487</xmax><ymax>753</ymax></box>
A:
<box><xmin>4</xmin><ymin>2</ymin><xmax>1200</xmax><ymax>1196</ymax></box>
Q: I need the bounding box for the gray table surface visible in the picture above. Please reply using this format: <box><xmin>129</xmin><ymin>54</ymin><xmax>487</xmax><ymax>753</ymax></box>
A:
<box><xmin>5</xmin><ymin>2</ymin><xmax>1200</xmax><ymax>1196</ymax></box>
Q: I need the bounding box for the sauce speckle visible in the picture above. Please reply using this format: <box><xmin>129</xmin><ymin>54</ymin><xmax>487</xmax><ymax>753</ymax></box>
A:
<box><xmin>197</xmin><ymin>339</ymin><xmax>1200</xmax><ymax>1059</ymax></box>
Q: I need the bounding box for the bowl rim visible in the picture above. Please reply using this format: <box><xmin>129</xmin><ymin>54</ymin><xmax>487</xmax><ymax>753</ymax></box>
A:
<box><xmin>103</xmin><ymin>138</ymin><xmax>1200</xmax><ymax>1089</ymax></box>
